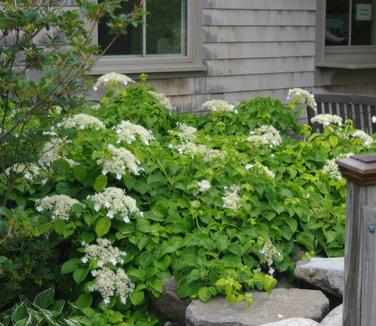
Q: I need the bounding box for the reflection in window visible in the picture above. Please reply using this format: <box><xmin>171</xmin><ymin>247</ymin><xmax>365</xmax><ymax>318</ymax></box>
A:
<box><xmin>326</xmin><ymin>0</ymin><xmax>376</xmax><ymax>46</ymax></box>
<box><xmin>98</xmin><ymin>0</ymin><xmax>188</xmax><ymax>57</ymax></box>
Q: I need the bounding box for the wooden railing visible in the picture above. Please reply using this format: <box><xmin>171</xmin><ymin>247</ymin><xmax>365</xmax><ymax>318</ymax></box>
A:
<box><xmin>337</xmin><ymin>154</ymin><xmax>376</xmax><ymax>326</ymax></box>
<box><xmin>308</xmin><ymin>94</ymin><xmax>376</xmax><ymax>134</ymax></box>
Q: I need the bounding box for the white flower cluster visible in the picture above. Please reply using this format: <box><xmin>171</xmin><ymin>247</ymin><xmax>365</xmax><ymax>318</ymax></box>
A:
<box><xmin>39</xmin><ymin>138</ymin><xmax>76</xmax><ymax>167</ymax></box>
<box><xmin>246</xmin><ymin>163</ymin><xmax>275</xmax><ymax>179</ymax></box>
<box><xmin>93</xmin><ymin>72</ymin><xmax>134</xmax><ymax>91</ymax></box>
<box><xmin>311</xmin><ymin>114</ymin><xmax>342</xmax><ymax>127</ymax></box>
<box><xmin>149</xmin><ymin>91</ymin><xmax>175</xmax><ymax>111</ymax></box>
<box><xmin>89</xmin><ymin>267</ymin><xmax>134</xmax><ymax>305</ymax></box>
<box><xmin>322</xmin><ymin>152</ymin><xmax>353</xmax><ymax>180</ymax></box>
<box><xmin>248</xmin><ymin>125</ymin><xmax>282</xmax><ymax>147</ymax></box>
<box><xmin>260</xmin><ymin>239</ymin><xmax>281</xmax><ymax>275</ymax></box>
<box><xmin>173</xmin><ymin>142</ymin><xmax>223</xmax><ymax>161</ymax></box>
<box><xmin>36</xmin><ymin>194</ymin><xmax>80</xmax><ymax>220</ymax></box>
<box><xmin>202</xmin><ymin>99</ymin><xmax>235</xmax><ymax>113</ymax></box>
<box><xmin>197</xmin><ymin>180</ymin><xmax>211</xmax><ymax>193</ymax></box>
<box><xmin>372</xmin><ymin>116</ymin><xmax>376</xmax><ymax>124</ymax></box>
<box><xmin>352</xmin><ymin>130</ymin><xmax>374</xmax><ymax>147</ymax></box>
<box><xmin>287</xmin><ymin>88</ymin><xmax>317</xmax><ymax>111</ymax></box>
<box><xmin>178</xmin><ymin>123</ymin><xmax>197</xmax><ymax>143</ymax></box>
<box><xmin>114</xmin><ymin>120</ymin><xmax>154</xmax><ymax>145</ymax></box>
<box><xmin>5</xmin><ymin>163</ymin><xmax>41</xmax><ymax>182</ymax></box>
<box><xmin>81</xmin><ymin>238</ymin><xmax>126</xmax><ymax>267</ymax></box>
<box><xmin>87</xmin><ymin>187</ymin><xmax>140</xmax><ymax>222</ymax></box>
<box><xmin>223</xmin><ymin>185</ymin><xmax>241</xmax><ymax>210</ymax></box>
<box><xmin>97</xmin><ymin>144</ymin><xmax>140</xmax><ymax>180</ymax></box>
<box><xmin>57</xmin><ymin>114</ymin><xmax>105</xmax><ymax>130</ymax></box>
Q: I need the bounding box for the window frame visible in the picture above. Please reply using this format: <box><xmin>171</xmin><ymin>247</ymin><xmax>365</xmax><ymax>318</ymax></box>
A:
<box><xmin>316</xmin><ymin>0</ymin><xmax>376</xmax><ymax>69</ymax></box>
<box><xmin>90</xmin><ymin>0</ymin><xmax>205</xmax><ymax>75</ymax></box>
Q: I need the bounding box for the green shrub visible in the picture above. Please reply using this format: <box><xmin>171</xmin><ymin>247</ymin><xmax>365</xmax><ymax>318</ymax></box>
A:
<box><xmin>1</xmin><ymin>78</ymin><xmax>374</xmax><ymax>324</ymax></box>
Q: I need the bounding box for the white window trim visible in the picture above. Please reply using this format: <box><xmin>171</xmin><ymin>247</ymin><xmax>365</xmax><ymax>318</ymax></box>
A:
<box><xmin>316</xmin><ymin>0</ymin><xmax>376</xmax><ymax>69</ymax></box>
<box><xmin>90</xmin><ymin>0</ymin><xmax>206</xmax><ymax>75</ymax></box>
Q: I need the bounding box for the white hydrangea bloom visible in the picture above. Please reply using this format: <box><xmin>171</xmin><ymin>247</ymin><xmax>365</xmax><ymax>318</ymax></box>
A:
<box><xmin>5</xmin><ymin>163</ymin><xmax>41</xmax><ymax>182</ymax></box>
<box><xmin>287</xmin><ymin>88</ymin><xmax>317</xmax><ymax>111</ymax></box>
<box><xmin>202</xmin><ymin>99</ymin><xmax>235</xmax><ymax>112</ymax></box>
<box><xmin>311</xmin><ymin>114</ymin><xmax>343</xmax><ymax>127</ymax></box>
<box><xmin>352</xmin><ymin>130</ymin><xmax>374</xmax><ymax>147</ymax></box>
<box><xmin>173</xmin><ymin>142</ymin><xmax>223</xmax><ymax>161</ymax></box>
<box><xmin>372</xmin><ymin>116</ymin><xmax>376</xmax><ymax>124</ymax></box>
<box><xmin>322</xmin><ymin>153</ymin><xmax>353</xmax><ymax>180</ymax></box>
<box><xmin>82</xmin><ymin>239</ymin><xmax>126</xmax><ymax>267</ymax></box>
<box><xmin>148</xmin><ymin>91</ymin><xmax>175</xmax><ymax>111</ymax></box>
<box><xmin>87</xmin><ymin>187</ymin><xmax>140</xmax><ymax>222</ymax></box>
<box><xmin>57</xmin><ymin>114</ymin><xmax>105</xmax><ymax>130</ymax></box>
<box><xmin>260</xmin><ymin>239</ymin><xmax>281</xmax><ymax>275</ymax></box>
<box><xmin>36</xmin><ymin>194</ymin><xmax>80</xmax><ymax>220</ymax></box>
<box><xmin>39</xmin><ymin>137</ymin><xmax>76</xmax><ymax>167</ymax></box>
<box><xmin>93</xmin><ymin>73</ymin><xmax>134</xmax><ymax>91</ymax></box>
<box><xmin>246</xmin><ymin>163</ymin><xmax>275</xmax><ymax>179</ymax></box>
<box><xmin>197</xmin><ymin>180</ymin><xmax>211</xmax><ymax>193</ymax></box>
<box><xmin>89</xmin><ymin>267</ymin><xmax>134</xmax><ymax>305</ymax></box>
<box><xmin>97</xmin><ymin>144</ymin><xmax>140</xmax><ymax>180</ymax></box>
<box><xmin>247</xmin><ymin>125</ymin><xmax>282</xmax><ymax>147</ymax></box>
<box><xmin>222</xmin><ymin>185</ymin><xmax>241</xmax><ymax>210</ymax></box>
<box><xmin>178</xmin><ymin>123</ymin><xmax>197</xmax><ymax>143</ymax></box>
<box><xmin>114</xmin><ymin>120</ymin><xmax>154</xmax><ymax>145</ymax></box>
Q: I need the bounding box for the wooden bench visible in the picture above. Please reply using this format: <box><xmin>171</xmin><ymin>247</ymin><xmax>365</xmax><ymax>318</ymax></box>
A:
<box><xmin>307</xmin><ymin>93</ymin><xmax>376</xmax><ymax>134</ymax></box>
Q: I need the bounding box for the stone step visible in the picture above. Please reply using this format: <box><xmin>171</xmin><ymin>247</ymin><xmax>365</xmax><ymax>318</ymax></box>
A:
<box><xmin>295</xmin><ymin>257</ymin><xmax>344</xmax><ymax>298</ymax></box>
<box><xmin>185</xmin><ymin>288</ymin><xmax>329</xmax><ymax>326</ymax></box>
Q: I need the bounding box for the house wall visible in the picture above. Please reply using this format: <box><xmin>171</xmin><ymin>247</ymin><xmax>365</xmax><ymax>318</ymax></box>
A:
<box><xmin>148</xmin><ymin>0</ymin><xmax>376</xmax><ymax>112</ymax></box>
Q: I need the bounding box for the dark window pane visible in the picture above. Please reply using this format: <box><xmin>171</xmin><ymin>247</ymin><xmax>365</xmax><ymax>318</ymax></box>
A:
<box><xmin>326</xmin><ymin>0</ymin><xmax>350</xmax><ymax>46</ymax></box>
<box><xmin>98</xmin><ymin>0</ymin><xmax>142</xmax><ymax>56</ymax></box>
<box><xmin>351</xmin><ymin>0</ymin><xmax>376</xmax><ymax>45</ymax></box>
<box><xmin>146</xmin><ymin>0</ymin><xmax>187</xmax><ymax>55</ymax></box>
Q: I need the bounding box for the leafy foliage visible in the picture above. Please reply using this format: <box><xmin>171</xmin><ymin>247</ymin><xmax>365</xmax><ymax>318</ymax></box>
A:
<box><xmin>1</xmin><ymin>81</ymin><xmax>375</xmax><ymax>324</ymax></box>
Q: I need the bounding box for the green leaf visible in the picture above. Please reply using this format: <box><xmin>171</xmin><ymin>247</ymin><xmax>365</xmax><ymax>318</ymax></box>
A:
<box><xmin>12</xmin><ymin>303</ymin><xmax>28</xmax><ymax>322</ymax></box>
<box><xmin>61</xmin><ymin>258</ymin><xmax>80</xmax><ymax>274</ymax></box>
<box><xmin>73</xmin><ymin>165</ymin><xmax>87</xmax><ymax>183</ymax></box>
<box><xmin>198</xmin><ymin>287</ymin><xmax>216</xmax><ymax>303</ymax></box>
<box><xmin>34</xmin><ymin>288</ymin><xmax>54</xmax><ymax>309</ymax></box>
<box><xmin>296</xmin><ymin>231</ymin><xmax>315</xmax><ymax>251</ymax></box>
<box><xmin>129</xmin><ymin>291</ymin><xmax>145</xmax><ymax>305</ymax></box>
<box><xmin>94</xmin><ymin>175</ymin><xmax>107</xmax><ymax>192</ymax></box>
<box><xmin>75</xmin><ymin>294</ymin><xmax>93</xmax><ymax>309</ymax></box>
<box><xmin>73</xmin><ymin>267</ymin><xmax>89</xmax><ymax>284</ymax></box>
<box><xmin>95</xmin><ymin>217</ymin><xmax>111</xmax><ymax>237</ymax></box>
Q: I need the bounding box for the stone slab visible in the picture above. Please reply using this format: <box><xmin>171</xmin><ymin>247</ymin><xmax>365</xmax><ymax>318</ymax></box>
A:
<box><xmin>150</xmin><ymin>278</ymin><xmax>189</xmax><ymax>325</ymax></box>
<box><xmin>295</xmin><ymin>257</ymin><xmax>344</xmax><ymax>297</ymax></box>
<box><xmin>185</xmin><ymin>288</ymin><xmax>329</xmax><ymax>326</ymax></box>
<box><xmin>261</xmin><ymin>318</ymin><xmax>320</xmax><ymax>326</ymax></box>
<box><xmin>320</xmin><ymin>304</ymin><xmax>342</xmax><ymax>326</ymax></box>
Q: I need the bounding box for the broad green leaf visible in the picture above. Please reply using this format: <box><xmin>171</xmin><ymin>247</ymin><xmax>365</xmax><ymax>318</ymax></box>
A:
<box><xmin>95</xmin><ymin>217</ymin><xmax>111</xmax><ymax>237</ymax></box>
<box><xmin>129</xmin><ymin>291</ymin><xmax>145</xmax><ymax>305</ymax></box>
<box><xmin>73</xmin><ymin>165</ymin><xmax>87</xmax><ymax>183</ymax></box>
<box><xmin>75</xmin><ymin>294</ymin><xmax>93</xmax><ymax>309</ymax></box>
<box><xmin>34</xmin><ymin>288</ymin><xmax>54</xmax><ymax>309</ymax></box>
<box><xmin>93</xmin><ymin>175</ymin><xmax>107</xmax><ymax>192</ymax></box>
<box><xmin>73</xmin><ymin>267</ymin><xmax>89</xmax><ymax>284</ymax></box>
<box><xmin>61</xmin><ymin>258</ymin><xmax>80</xmax><ymax>274</ymax></box>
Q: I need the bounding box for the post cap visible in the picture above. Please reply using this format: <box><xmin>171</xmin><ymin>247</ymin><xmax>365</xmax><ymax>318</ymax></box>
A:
<box><xmin>337</xmin><ymin>153</ymin><xmax>376</xmax><ymax>186</ymax></box>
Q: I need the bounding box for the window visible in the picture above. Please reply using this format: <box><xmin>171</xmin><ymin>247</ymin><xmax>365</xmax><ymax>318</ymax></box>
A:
<box><xmin>316</xmin><ymin>0</ymin><xmax>376</xmax><ymax>69</ymax></box>
<box><xmin>326</xmin><ymin>0</ymin><xmax>376</xmax><ymax>46</ymax></box>
<box><xmin>92</xmin><ymin>0</ymin><xmax>204</xmax><ymax>74</ymax></box>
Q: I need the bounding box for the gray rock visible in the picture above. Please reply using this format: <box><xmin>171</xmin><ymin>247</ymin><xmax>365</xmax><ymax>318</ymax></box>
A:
<box><xmin>150</xmin><ymin>278</ymin><xmax>189</xmax><ymax>324</ymax></box>
<box><xmin>320</xmin><ymin>304</ymin><xmax>342</xmax><ymax>326</ymax></box>
<box><xmin>295</xmin><ymin>257</ymin><xmax>344</xmax><ymax>297</ymax></box>
<box><xmin>261</xmin><ymin>318</ymin><xmax>320</xmax><ymax>326</ymax></box>
<box><xmin>185</xmin><ymin>288</ymin><xmax>329</xmax><ymax>326</ymax></box>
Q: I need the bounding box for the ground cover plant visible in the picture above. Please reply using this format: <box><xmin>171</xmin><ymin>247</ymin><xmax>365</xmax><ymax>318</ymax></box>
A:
<box><xmin>0</xmin><ymin>75</ymin><xmax>375</xmax><ymax>325</ymax></box>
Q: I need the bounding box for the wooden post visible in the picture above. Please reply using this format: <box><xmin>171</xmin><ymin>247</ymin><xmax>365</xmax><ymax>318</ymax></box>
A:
<box><xmin>337</xmin><ymin>153</ymin><xmax>376</xmax><ymax>326</ymax></box>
